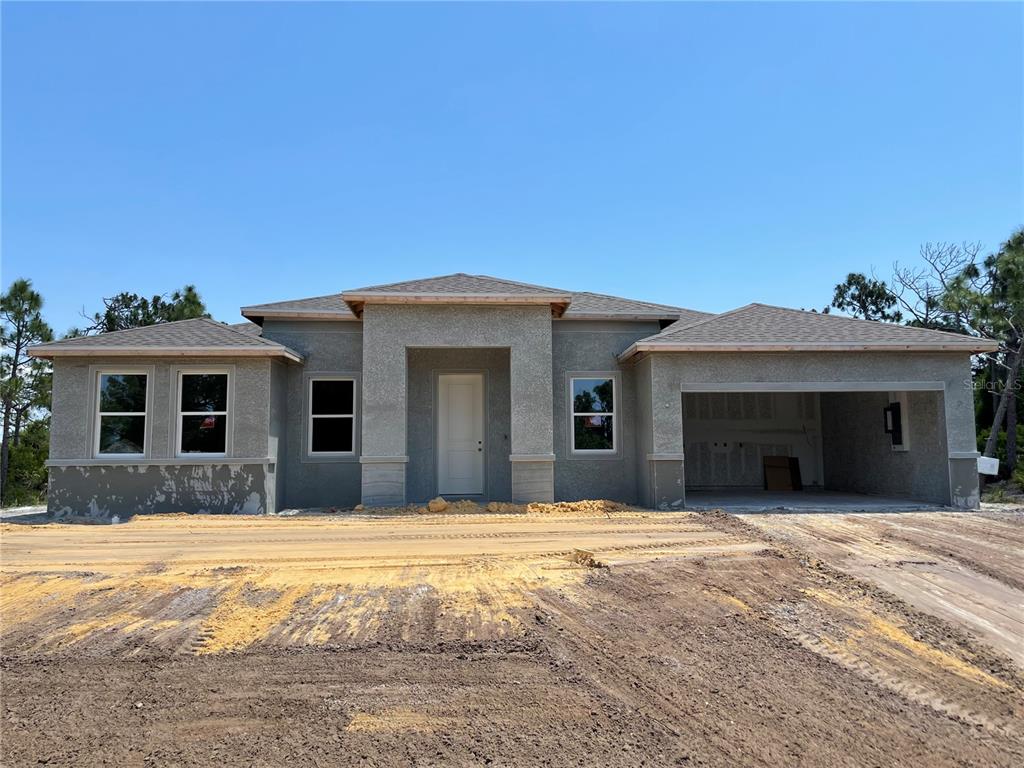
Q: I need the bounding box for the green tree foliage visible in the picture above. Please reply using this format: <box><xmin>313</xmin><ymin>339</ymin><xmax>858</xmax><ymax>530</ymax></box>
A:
<box><xmin>944</xmin><ymin>229</ymin><xmax>1024</xmax><ymax>468</ymax></box>
<box><xmin>80</xmin><ymin>284</ymin><xmax>208</xmax><ymax>334</ymax></box>
<box><xmin>830</xmin><ymin>273</ymin><xmax>903</xmax><ymax>322</ymax></box>
<box><xmin>3</xmin><ymin>418</ymin><xmax>50</xmax><ymax>505</ymax></box>
<box><xmin>1</xmin><ymin>279</ymin><xmax>54</xmax><ymax>504</ymax></box>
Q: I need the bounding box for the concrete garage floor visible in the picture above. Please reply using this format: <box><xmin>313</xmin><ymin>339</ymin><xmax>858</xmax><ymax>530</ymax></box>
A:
<box><xmin>686</xmin><ymin>488</ymin><xmax>941</xmax><ymax>513</ymax></box>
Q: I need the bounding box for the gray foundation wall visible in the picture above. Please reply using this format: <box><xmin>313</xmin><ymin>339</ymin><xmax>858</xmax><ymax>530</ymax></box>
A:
<box><xmin>406</xmin><ymin>348</ymin><xmax>512</xmax><ymax>502</ymax></box>
<box><xmin>821</xmin><ymin>390</ymin><xmax>950</xmax><ymax>505</ymax></box>
<box><xmin>48</xmin><ymin>462</ymin><xmax>274</xmax><ymax>518</ymax></box>
<box><xmin>261</xmin><ymin>320</ymin><xmax>364</xmax><ymax>509</ymax></box>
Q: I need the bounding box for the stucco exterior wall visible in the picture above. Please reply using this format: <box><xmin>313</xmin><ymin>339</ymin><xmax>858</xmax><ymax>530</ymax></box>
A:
<box><xmin>821</xmin><ymin>390</ymin><xmax>950</xmax><ymax>504</ymax></box>
<box><xmin>50</xmin><ymin>356</ymin><xmax>272</xmax><ymax>460</ymax></box>
<box><xmin>269</xmin><ymin>360</ymin><xmax>289</xmax><ymax>510</ymax></box>
<box><xmin>359</xmin><ymin>304</ymin><xmax>555</xmax><ymax>505</ymax></box>
<box><xmin>406</xmin><ymin>348</ymin><xmax>512</xmax><ymax>502</ymax></box>
<box><xmin>551</xmin><ymin>320</ymin><xmax>660</xmax><ymax>503</ymax></box>
<box><xmin>47</xmin><ymin>356</ymin><xmax>275</xmax><ymax>516</ymax></box>
<box><xmin>261</xmin><ymin>320</ymin><xmax>363</xmax><ymax>509</ymax></box>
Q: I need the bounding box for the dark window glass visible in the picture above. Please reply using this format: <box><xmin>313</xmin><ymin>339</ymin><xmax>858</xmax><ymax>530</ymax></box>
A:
<box><xmin>573</xmin><ymin>415</ymin><xmax>614</xmax><ymax>451</ymax></box>
<box><xmin>311</xmin><ymin>380</ymin><xmax>354</xmax><ymax>415</ymax></box>
<box><xmin>181</xmin><ymin>374</ymin><xmax>228</xmax><ymax>412</ymax></box>
<box><xmin>180</xmin><ymin>414</ymin><xmax>227</xmax><ymax>454</ymax></box>
<box><xmin>573</xmin><ymin>378</ymin><xmax>614</xmax><ymax>414</ymax></box>
<box><xmin>98</xmin><ymin>415</ymin><xmax>146</xmax><ymax>454</ymax></box>
<box><xmin>312</xmin><ymin>416</ymin><xmax>354</xmax><ymax>453</ymax></box>
<box><xmin>99</xmin><ymin>374</ymin><xmax>147</xmax><ymax>413</ymax></box>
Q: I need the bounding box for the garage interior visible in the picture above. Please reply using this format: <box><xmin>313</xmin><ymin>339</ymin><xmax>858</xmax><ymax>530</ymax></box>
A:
<box><xmin>681</xmin><ymin>389</ymin><xmax>950</xmax><ymax>511</ymax></box>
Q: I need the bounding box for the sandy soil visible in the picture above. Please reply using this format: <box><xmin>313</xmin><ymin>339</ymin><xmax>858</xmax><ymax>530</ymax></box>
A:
<box><xmin>1</xmin><ymin>507</ymin><xmax>1022</xmax><ymax>766</ymax></box>
<box><xmin>745</xmin><ymin>510</ymin><xmax>1024</xmax><ymax>665</ymax></box>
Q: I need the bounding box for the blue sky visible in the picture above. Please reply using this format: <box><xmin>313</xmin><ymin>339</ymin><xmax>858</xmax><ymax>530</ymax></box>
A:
<box><xmin>3</xmin><ymin>2</ymin><xmax>1021</xmax><ymax>334</ymax></box>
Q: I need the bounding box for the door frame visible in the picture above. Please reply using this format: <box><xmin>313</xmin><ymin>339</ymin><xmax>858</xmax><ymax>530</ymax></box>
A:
<box><xmin>434</xmin><ymin>369</ymin><xmax>488</xmax><ymax>498</ymax></box>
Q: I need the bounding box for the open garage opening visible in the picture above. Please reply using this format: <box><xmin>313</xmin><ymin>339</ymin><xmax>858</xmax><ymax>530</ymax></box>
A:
<box><xmin>682</xmin><ymin>388</ymin><xmax>950</xmax><ymax>512</ymax></box>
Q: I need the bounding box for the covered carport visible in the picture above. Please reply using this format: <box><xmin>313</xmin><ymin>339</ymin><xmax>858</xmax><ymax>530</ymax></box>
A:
<box><xmin>621</xmin><ymin>304</ymin><xmax>996</xmax><ymax>512</ymax></box>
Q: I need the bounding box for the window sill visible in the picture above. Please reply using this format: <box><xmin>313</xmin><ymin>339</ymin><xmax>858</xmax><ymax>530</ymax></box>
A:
<box><xmin>301</xmin><ymin>453</ymin><xmax>360</xmax><ymax>464</ymax></box>
<box><xmin>565</xmin><ymin>450</ymin><xmax>623</xmax><ymax>461</ymax></box>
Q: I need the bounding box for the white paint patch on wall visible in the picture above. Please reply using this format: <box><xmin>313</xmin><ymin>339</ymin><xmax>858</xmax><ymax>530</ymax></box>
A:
<box><xmin>683</xmin><ymin>392</ymin><xmax>823</xmax><ymax>489</ymax></box>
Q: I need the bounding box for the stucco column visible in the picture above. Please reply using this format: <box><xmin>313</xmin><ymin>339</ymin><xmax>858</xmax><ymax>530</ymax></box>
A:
<box><xmin>944</xmin><ymin>358</ymin><xmax>982</xmax><ymax>509</ymax></box>
<box><xmin>646</xmin><ymin>357</ymin><xmax>685</xmax><ymax>509</ymax></box>
<box><xmin>359</xmin><ymin>306</ymin><xmax>409</xmax><ymax>505</ymax></box>
<box><xmin>509</xmin><ymin>338</ymin><xmax>556</xmax><ymax>503</ymax></box>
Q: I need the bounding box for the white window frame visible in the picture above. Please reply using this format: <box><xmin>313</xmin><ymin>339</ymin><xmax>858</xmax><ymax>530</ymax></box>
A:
<box><xmin>307</xmin><ymin>376</ymin><xmax>356</xmax><ymax>457</ymax></box>
<box><xmin>570</xmin><ymin>375</ymin><xmax>617</xmax><ymax>455</ymax></box>
<box><xmin>176</xmin><ymin>368</ymin><xmax>231</xmax><ymax>458</ymax></box>
<box><xmin>94</xmin><ymin>369</ymin><xmax>149</xmax><ymax>458</ymax></box>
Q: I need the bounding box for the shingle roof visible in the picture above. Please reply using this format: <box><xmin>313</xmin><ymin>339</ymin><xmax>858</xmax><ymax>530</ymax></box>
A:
<box><xmin>563</xmin><ymin>291</ymin><xmax>710</xmax><ymax>322</ymax></box>
<box><xmin>242</xmin><ymin>275</ymin><xmax>710</xmax><ymax>322</ymax></box>
<box><xmin>620</xmin><ymin>303</ymin><xmax>997</xmax><ymax>358</ymax></box>
<box><xmin>345</xmin><ymin>273</ymin><xmax>571</xmax><ymax>296</ymax></box>
<box><xmin>241</xmin><ymin>293</ymin><xmax>356</xmax><ymax>321</ymax></box>
<box><xmin>29</xmin><ymin>318</ymin><xmax>303</xmax><ymax>362</ymax></box>
<box><xmin>341</xmin><ymin>273</ymin><xmax>574</xmax><ymax>318</ymax></box>
<box><xmin>229</xmin><ymin>321</ymin><xmax>264</xmax><ymax>335</ymax></box>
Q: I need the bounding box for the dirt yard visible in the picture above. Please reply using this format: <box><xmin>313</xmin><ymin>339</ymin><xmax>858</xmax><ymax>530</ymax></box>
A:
<box><xmin>1</xmin><ymin>506</ymin><xmax>1022</xmax><ymax>766</ymax></box>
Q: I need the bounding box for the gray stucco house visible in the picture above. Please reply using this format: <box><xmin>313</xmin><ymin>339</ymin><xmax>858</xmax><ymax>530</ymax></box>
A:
<box><xmin>30</xmin><ymin>274</ymin><xmax>994</xmax><ymax>515</ymax></box>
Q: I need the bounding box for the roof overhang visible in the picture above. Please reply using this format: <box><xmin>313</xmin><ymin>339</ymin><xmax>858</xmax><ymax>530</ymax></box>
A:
<box><xmin>29</xmin><ymin>346</ymin><xmax>305</xmax><ymax>363</ymax></box>
<box><xmin>240</xmin><ymin>308</ymin><xmax>359</xmax><ymax>322</ymax></box>
<box><xmin>341</xmin><ymin>291</ymin><xmax>573</xmax><ymax>318</ymax></box>
<box><xmin>558</xmin><ymin>313</ymin><xmax>681</xmax><ymax>322</ymax></box>
<box><xmin>617</xmin><ymin>340</ymin><xmax>999</xmax><ymax>362</ymax></box>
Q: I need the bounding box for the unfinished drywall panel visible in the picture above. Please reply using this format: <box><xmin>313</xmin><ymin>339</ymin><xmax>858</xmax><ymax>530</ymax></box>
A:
<box><xmin>683</xmin><ymin>392</ymin><xmax>822</xmax><ymax>489</ymax></box>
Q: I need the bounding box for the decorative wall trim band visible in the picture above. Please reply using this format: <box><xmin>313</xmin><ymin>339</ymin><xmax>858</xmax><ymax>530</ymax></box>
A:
<box><xmin>46</xmin><ymin>457</ymin><xmax>275</xmax><ymax>468</ymax></box>
<box><xmin>358</xmin><ymin>455</ymin><xmax>409</xmax><ymax>464</ymax></box>
<box><xmin>647</xmin><ymin>453</ymin><xmax>685</xmax><ymax>461</ymax></box>
<box><xmin>509</xmin><ymin>453</ymin><xmax>557</xmax><ymax>462</ymax></box>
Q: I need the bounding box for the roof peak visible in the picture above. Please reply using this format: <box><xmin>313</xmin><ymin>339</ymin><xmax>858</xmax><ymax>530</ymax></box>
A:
<box><xmin>341</xmin><ymin>273</ymin><xmax>573</xmax><ymax>317</ymax></box>
<box><xmin>343</xmin><ymin>272</ymin><xmax>571</xmax><ymax>296</ymax></box>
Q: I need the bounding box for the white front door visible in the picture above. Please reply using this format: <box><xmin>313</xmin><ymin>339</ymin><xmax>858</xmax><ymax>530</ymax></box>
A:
<box><xmin>438</xmin><ymin>373</ymin><xmax>484</xmax><ymax>495</ymax></box>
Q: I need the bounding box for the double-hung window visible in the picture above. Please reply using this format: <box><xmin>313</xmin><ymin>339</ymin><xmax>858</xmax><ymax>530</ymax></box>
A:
<box><xmin>571</xmin><ymin>377</ymin><xmax>615</xmax><ymax>452</ymax></box>
<box><xmin>178</xmin><ymin>371</ymin><xmax>229</xmax><ymax>456</ymax></box>
<box><xmin>95</xmin><ymin>372</ymin><xmax>148</xmax><ymax>456</ymax></box>
<box><xmin>308</xmin><ymin>378</ymin><xmax>355</xmax><ymax>455</ymax></box>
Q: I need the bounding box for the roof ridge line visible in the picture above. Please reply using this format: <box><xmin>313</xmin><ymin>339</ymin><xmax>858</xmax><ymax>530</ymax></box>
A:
<box><xmin>572</xmin><ymin>289</ymin><xmax>689</xmax><ymax>313</ymax></box>
<box><xmin>241</xmin><ymin>292</ymin><xmax>345</xmax><ymax>310</ymax></box>
<box><xmin>649</xmin><ymin>303</ymin><xmax>758</xmax><ymax>339</ymax></box>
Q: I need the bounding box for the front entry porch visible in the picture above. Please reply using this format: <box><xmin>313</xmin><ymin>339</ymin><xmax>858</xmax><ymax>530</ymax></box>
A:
<box><xmin>358</xmin><ymin>304</ymin><xmax>557</xmax><ymax>506</ymax></box>
<box><xmin>405</xmin><ymin>348</ymin><xmax>511</xmax><ymax>503</ymax></box>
